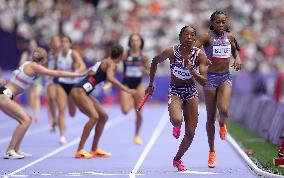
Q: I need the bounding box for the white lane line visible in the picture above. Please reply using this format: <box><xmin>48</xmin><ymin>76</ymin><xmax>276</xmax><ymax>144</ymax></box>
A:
<box><xmin>129</xmin><ymin>110</ymin><xmax>168</xmax><ymax>178</ymax></box>
<box><xmin>179</xmin><ymin>170</ymin><xmax>220</xmax><ymax>175</ymax></box>
<box><xmin>3</xmin><ymin>113</ymin><xmax>132</xmax><ymax>178</ymax></box>
<box><xmin>227</xmin><ymin>134</ymin><xmax>284</xmax><ymax>178</ymax></box>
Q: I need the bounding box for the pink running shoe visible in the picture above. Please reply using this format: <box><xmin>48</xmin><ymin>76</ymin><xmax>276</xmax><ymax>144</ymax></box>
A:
<box><xmin>173</xmin><ymin>126</ymin><xmax>181</xmax><ymax>139</ymax></box>
<box><xmin>173</xmin><ymin>160</ymin><xmax>187</xmax><ymax>171</ymax></box>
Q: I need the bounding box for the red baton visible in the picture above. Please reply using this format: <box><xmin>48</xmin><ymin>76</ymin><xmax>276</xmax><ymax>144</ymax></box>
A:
<box><xmin>136</xmin><ymin>92</ymin><xmax>151</xmax><ymax>111</ymax></box>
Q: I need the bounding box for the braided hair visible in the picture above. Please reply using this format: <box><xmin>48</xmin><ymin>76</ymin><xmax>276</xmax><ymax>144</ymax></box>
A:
<box><xmin>210</xmin><ymin>11</ymin><xmax>240</xmax><ymax>51</ymax></box>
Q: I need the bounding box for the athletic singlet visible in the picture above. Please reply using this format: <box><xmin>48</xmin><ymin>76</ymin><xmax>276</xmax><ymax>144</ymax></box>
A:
<box><xmin>10</xmin><ymin>61</ymin><xmax>38</xmax><ymax>90</ymax></box>
<box><xmin>170</xmin><ymin>44</ymin><xmax>200</xmax><ymax>81</ymax></box>
<box><xmin>204</xmin><ymin>31</ymin><xmax>231</xmax><ymax>60</ymax></box>
<box><xmin>57</xmin><ymin>49</ymin><xmax>78</xmax><ymax>84</ymax></box>
<box><xmin>75</xmin><ymin>62</ymin><xmax>107</xmax><ymax>95</ymax></box>
<box><xmin>123</xmin><ymin>51</ymin><xmax>144</xmax><ymax>78</ymax></box>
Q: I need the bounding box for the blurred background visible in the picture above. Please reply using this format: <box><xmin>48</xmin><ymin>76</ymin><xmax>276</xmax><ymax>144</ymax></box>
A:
<box><xmin>0</xmin><ymin>0</ymin><xmax>284</xmax><ymax>142</ymax></box>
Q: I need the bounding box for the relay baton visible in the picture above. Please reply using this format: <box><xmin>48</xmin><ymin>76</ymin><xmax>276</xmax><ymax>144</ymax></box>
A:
<box><xmin>136</xmin><ymin>92</ymin><xmax>151</xmax><ymax>111</ymax></box>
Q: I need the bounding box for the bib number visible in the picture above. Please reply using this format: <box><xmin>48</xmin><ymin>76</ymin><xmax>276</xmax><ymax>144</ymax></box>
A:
<box><xmin>83</xmin><ymin>82</ymin><xmax>93</xmax><ymax>93</ymax></box>
<box><xmin>213</xmin><ymin>45</ymin><xmax>231</xmax><ymax>58</ymax></box>
<box><xmin>126</xmin><ymin>66</ymin><xmax>142</xmax><ymax>77</ymax></box>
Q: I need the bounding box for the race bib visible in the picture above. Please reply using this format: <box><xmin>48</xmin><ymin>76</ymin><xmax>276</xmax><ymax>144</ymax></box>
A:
<box><xmin>212</xmin><ymin>45</ymin><xmax>231</xmax><ymax>58</ymax></box>
<box><xmin>126</xmin><ymin>66</ymin><xmax>142</xmax><ymax>77</ymax></box>
<box><xmin>3</xmin><ymin>88</ymin><xmax>13</xmax><ymax>99</ymax></box>
<box><xmin>83</xmin><ymin>82</ymin><xmax>93</xmax><ymax>93</ymax></box>
<box><xmin>171</xmin><ymin>66</ymin><xmax>192</xmax><ymax>80</ymax></box>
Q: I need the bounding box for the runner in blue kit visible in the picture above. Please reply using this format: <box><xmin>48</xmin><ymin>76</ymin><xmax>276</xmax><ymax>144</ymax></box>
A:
<box><xmin>145</xmin><ymin>26</ymin><xmax>208</xmax><ymax>171</ymax></box>
<box><xmin>0</xmin><ymin>47</ymin><xmax>83</xmax><ymax>159</ymax></box>
<box><xmin>194</xmin><ymin>10</ymin><xmax>242</xmax><ymax>168</ymax></box>
<box><xmin>71</xmin><ymin>44</ymin><xmax>136</xmax><ymax>159</ymax></box>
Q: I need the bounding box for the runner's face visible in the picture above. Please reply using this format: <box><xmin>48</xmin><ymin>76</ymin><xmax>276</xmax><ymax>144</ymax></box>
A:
<box><xmin>62</xmin><ymin>37</ymin><xmax>71</xmax><ymax>51</ymax></box>
<box><xmin>129</xmin><ymin>35</ymin><xmax>142</xmax><ymax>50</ymax></box>
<box><xmin>213</xmin><ymin>14</ymin><xmax>226</xmax><ymax>34</ymax></box>
<box><xmin>51</xmin><ymin>36</ymin><xmax>61</xmax><ymax>50</ymax></box>
<box><xmin>180</xmin><ymin>27</ymin><xmax>195</xmax><ymax>48</ymax></box>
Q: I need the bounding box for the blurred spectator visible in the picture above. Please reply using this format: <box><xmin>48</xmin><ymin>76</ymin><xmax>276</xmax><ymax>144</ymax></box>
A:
<box><xmin>0</xmin><ymin>0</ymin><xmax>283</xmax><ymax>76</ymax></box>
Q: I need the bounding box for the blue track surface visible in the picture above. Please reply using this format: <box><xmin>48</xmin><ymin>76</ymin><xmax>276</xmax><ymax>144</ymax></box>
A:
<box><xmin>0</xmin><ymin>104</ymin><xmax>257</xmax><ymax>178</ymax></box>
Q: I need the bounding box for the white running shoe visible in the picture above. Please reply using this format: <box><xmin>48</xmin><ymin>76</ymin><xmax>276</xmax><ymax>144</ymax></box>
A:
<box><xmin>59</xmin><ymin>136</ymin><xmax>67</xmax><ymax>145</ymax></box>
<box><xmin>17</xmin><ymin>150</ymin><xmax>32</xmax><ymax>157</ymax></box>
<box><xmin>4</xmin><ymin>150</ymin><xmax>24</xmax><ymax>159</ymax></box>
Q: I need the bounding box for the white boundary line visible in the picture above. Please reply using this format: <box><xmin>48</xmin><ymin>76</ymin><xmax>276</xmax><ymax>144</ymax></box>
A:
<box><xmin>227</xmin><ymin>133</ymin><xmax>284</xmax><ymax>178</ymax></box>
<box><xmin>3</xmin><ymin>113</ymin><xmax>132</xmax><ymax>178</ymax></box>
<box><xmin>129</xmin><ymin>110</ymin><xmax>168</xmax><ymax>178</ymax></box>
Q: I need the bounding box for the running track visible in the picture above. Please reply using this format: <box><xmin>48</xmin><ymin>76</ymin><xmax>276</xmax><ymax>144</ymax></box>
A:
<box><xmin>0</xmin><ymin>104</ymin><xmax>257</xmax><ymax>178</ymax></box>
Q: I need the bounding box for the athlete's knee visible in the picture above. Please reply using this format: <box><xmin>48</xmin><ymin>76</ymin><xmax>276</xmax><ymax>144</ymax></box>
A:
<box><xmin>121</xmin><ymin>107</ymin><xmax>130</xmax><ymax>115</ymax></box>
<box><xmin>184</xmin><ymin>130</ymin><xmax>195</xmax><ymax>140</ymax></box>
<box><xmin>21</xmin><ymin>116</ymin><xmax>32</xmax><ymax>127</ymax></box>
<box><xmin>99</xmin><ymin>113</ymin><xmax>108</xmax><ymax>123</ymax></box>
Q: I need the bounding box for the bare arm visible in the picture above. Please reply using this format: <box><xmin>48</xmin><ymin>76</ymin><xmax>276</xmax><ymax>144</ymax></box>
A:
<box><xmin>106</xmin><ymin>62</ymin><xmax>133</xmax><ymax>94</ymax></box>
<box><xmin>142</xmin><ymin>52</ymin><xmax>150</xmax><ymax>75</ymax></box>
<box><xmin>72</xmin><ymin>50</ymin><xmax>86</xmax><ymax>73</ymax></box>
<box><xmin>149</xmin><ymin>47</ymin><xmax>172</xmax><ymax>86</ymax></box>
<box><xmin>31</xmin><ymin>63</ymin><xmax>83</xmax><ymax>78</ymax></box>
<box><xmin>188</xmin><ymin>50</ymin><xmax>208</xmax><ymax>86</ymax></box>
<box><xmin>228</xmin><ymin>33</ymin><xmax>242</xmax><ymax>71</ymax></box>
<box><xmin>0</xmin><ymin>78</ymin><xmax>6</xmax><ymax>85</ymax></box>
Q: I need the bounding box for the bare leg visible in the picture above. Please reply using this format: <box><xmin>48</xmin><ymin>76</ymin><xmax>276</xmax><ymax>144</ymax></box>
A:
<box><xmin>56</xmin><ymin>86</ymin><xmax>68</xmax><ymax>137</ymax></box>
<box><xmin>133</xmin><ymin>84</ymin><xmax>144</xmax><ymax>136</ymax></box>
<box><xmin>46</xmin><ymin>84</ymin><xmax>58</xmax><ymax>129</ymax></box>
<box><xmin>216</xmin><ymin>82</ymin><xmax>232</xmax><ymax>124</ymax></box>
<box><xmin>120</xmin><ymin>86</ymin><xmax>133</xmax><ymax>114</ymax></box>
<box><xmin>204</xmin><ymin>90</ymin><xmax>217</xmax><ymax>152</ymax></box>
<box><xmin>71</xmin><ymin>88</ymin><xmax>99</xmax><ymax>151</ymax></box>
<box><xmin>174</xmin><ymin>98</ymin><xmax>199</xmax><ymax>161</ymax></box>
<box><xmin>0</xmin><ymin>96</ymin><xmax>32</xmax><ymax>152</ymax></box>
<box><xmin>90</xmin><ymin>97</ymin><xmax>108</xmax><ymax>151</ymax></box>
<box><xmin>168</xmin><ymin>95</ymin><xmax>183</xmax><ymax>127</ymax></box>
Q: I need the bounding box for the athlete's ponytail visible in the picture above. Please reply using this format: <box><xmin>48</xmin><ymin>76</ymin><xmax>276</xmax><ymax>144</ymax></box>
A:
<box><xmin>111</xmin><ymin>44</ymin><xmax>124</xmax><ymax>59</ymax></box>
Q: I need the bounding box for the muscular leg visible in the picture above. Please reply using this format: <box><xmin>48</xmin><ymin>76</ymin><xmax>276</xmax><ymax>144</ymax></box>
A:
<box><xmin>0</xmin><ymin>96</ymin><xmax>32</xmax><ymax>152</ymax></box>
<box><xmin>56</xmin><ymin>85</ymin><xmax>68</xmax><ymax>137</ymax></box>
<box><xmin>204</xmin><ymin>90</ymin><xmax>217</xmax><ymax>152</ymax></box>
<box><xmin>133</xmin><ymin>84</ymin><xmax>144</xmax><ymax>136</ymax></box>
<box><xmin>71</xmin><ymin>88</ymin><xmax>99</xmax><ymax>151</ymax></box>
<box><xmin>168</xmin><ymin>95</ymin><xmax>183</xmax><ymax>127</ymax></box>
<box><xmin>32</xmin><ymin>84</ymin><xmax>42</xmax><ymax>123</ymax></box>
<box><xmin>174</xmin><ymin>98</ymin><xmax>199</xmax><ymax>161</ymax></box>
<box><xmin>216</xmin><ymin>83</ymin><xmax>232</xmax><ymax>125</ymax></box>
<box><xmin>46</xmin><ymin>84</ymin><xmax>58</xmax><ymax>129</ymax></box>
<box><xmin>120</xmin><ymin>85</ymin><xmax>133</xmax><ymax>114</ymax></box>
<box><xmin>68</xmin><ymin>94</ymin><xmax>77</xmax><ymax>118</ymax></box>
<box><xmin>90</xmin><ymin>97</ymin><xmax>108</xmax><ymax>151</ymax></box>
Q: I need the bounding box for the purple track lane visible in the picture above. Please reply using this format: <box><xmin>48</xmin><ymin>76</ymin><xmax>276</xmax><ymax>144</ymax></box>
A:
<box><xmin>0</xmin><ymin>104</ymin><xmax>257</xmax><ymax>178</ymax></box>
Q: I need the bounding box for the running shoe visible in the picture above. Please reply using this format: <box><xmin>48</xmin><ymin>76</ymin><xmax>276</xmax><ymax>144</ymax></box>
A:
<box><xmin>134</xmin><ymin>136</ymin><xmax>143</xmax><ymax>145</ymax></box>
<box><xmin>4</xmin><ymin>150</ymin><xmax>24</xmax><ymax>159</ymax></box>
<box><xmin>17</xmin><ymin>150</ymin><xmax>32</xmax><ymax>157</ymax></box>
<box><xmin>59</xmin><ymin>136</ymin><xmax>67</xmax><ymax>145</ymax></box>
<box><xmin>90</xmin><ymin>149</ymin><xmax>112</xmax><ymax>158</ymax></box>
<box><xmin>208</xmin><ymin>151</ymin><xmax>216</xmax><ymax>168</ymax></box>
<box><xmin>173</xmin><ymin>126</ymin><xmax>181</xmax><ymax>139</ymax></box>
<box><xmin>173</xmin><ymin>159</ymin><xmax>187</xmax><ymax>171</ymax></box>
<box><xmin>75</xmin><ymin>149</ymin><xmax>93</xmax><ymax>159</ymax></box>
<box><xmin>219</xmin><ymin>123</ymin><xmax>227</xmax><ymax>140</ymax></box>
